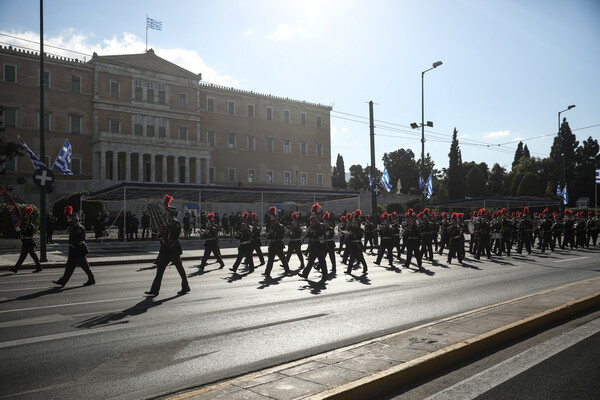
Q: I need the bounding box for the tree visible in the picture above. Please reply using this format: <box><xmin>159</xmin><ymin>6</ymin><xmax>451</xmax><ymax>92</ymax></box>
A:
<box><xmin>489</xmin><ymin>163</ymin><xmax>506</xmax><ymax>196</ymax></box>
<box><xmin>347</xmin><ymin>164</ymin><xmax>377</xmax><ymax>191</ymax></box>
<box><xmin>0</xmin><ymin>106</ymin><xmax>24</xmax><ymax>180</ymax></box>
<box><xmin>550</xmin><ymin>118</ymin><xmax>579</xmax><ymax>190</ymax></box>
<box><xmin>523</xmin><ymin>144</ymin><xmax>531</xmax><ymax>159</ymax></box>
<box><xmin>511</xmin><ymin>172</ymin><xmax>526</xmax><ymax>196</ymax></box>
<box><xmin>512</xmin><ymin>141</ymin><xmax>524</xmax><ymax>168</ymax></box>
<box><xmin>382</xmin><ymin>148</ymin><xmax>418</xmax><ymax>194</ymax></box>
<box><xmin>517</xmin><ymin>172</ymin><xmax>541</xmax><ymax>197</ymax></box>
<box><xmin>331</xmin><ymin>153</ymin><xmax>347</xmax><ymax>189</ymax></box>
<box><xmin>448</xmin><ymin>128</ymin><xmax>466</xmax><ymax>200</ymax></box>
<box><xmin>465</xmin><ymin>166</ymin><xmax>486</xmax><ymax>197</ymax></box>
<box><xmin>573</xmin><ymin>136</ymin><xmax>600</xmax><ymax>203</ymax></box>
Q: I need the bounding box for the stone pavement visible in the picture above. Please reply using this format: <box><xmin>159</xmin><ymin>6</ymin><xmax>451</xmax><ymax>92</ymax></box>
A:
<box><xmin>162</xmin><ymin>277</ymin><xmax>600</xmax><ymax>400</ymax></box>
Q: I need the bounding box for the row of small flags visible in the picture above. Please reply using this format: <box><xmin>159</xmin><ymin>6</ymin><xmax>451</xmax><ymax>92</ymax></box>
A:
<box><xmin>18</xmin><ymin>136</ymin><xmax>73</xmax><ymax>175</ymax></box>
<box><xmin>374</xmin><ymin>169</ymin><xmax>434</xmax><ymax>200</ymax></box>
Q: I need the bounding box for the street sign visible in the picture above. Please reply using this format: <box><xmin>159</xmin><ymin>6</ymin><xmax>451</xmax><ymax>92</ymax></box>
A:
<box><xmin>373</xmin><ymin>186</ymin><xmax>381</xmax><ymax>196</ymax></box>
<box><xmin>32</xmin><ymin>168</ymin><xmax>54</xmax><ymax>187</ymax></box>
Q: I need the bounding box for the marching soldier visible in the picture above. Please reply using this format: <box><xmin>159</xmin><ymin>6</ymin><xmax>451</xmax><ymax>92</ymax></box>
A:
<box><xmin>231</xmin><ymin>212</ymin><xmax>255</xmax><ymax>274</ymax></box>
<box><xmin>337</xmin><ymin>215</ymin><xmax>348</xmax><ymax>255</ymax></box>
<box><xmin>323</xmin><ymin>212</ymin><xmax>337</xmax><ymax>274</ymax></box>
<box><xmin>144</xmin><ymin>195</ymin><xmax>189</xmax><ymax>296</ymax></box>
<box><xmin>403</xmin><ymin>209</ymin><xmax>423</xmax><ymax>270</ymax></box>
<box><xmin>250</xmin><ymin>213</ymin><xmax>266</xmax><ymax>266</ymax></box>
<box><xmin>498</xmin><ymin>209</ymin><xmax>513</xmax><ymax>256</ymax></box>
<box><xmin>53</xmin><ymin>206</ymin><xmax>95</xmax><ymax>288</ymax></box>
<box><xmin>551</xmin><ymin>212</ymin><xmax>563</xmax><ymax>249</ymax></box>
<box><xmin>10</xmin><ymin>206</ymin><xmax>42</xmax><ymax>273</ymax></box>
<box><xmin>562</xmin><ymin>209</ymin><xmax>576</xmax><ymax>250</ymax></box>
<box><xmin>575</xmin><ymin>212</ymin><xmax>587</xmax><ymax>248</ymax></box>
<box><xmin>346</xmin><ymin>210</ymin><xmax>368</xmax><ymax>275</ymax></box>
<box><xmin>285</xmin><ymin>212</ymin><xmax>305</xmax><ymax>270</ymax></box>
<box><xmin>586</xmin><ymin>211</ymin><xmax>598</xmax><ymax>247</ymax></box>
<box><xmin>374</xmin><ymin>212</ymin><xmax>395</xmax><ymax>267</ymax></box>
<box><xmin>299</xmin><ymin>203</ymin><xmax>328</xmax><ymax>282</ymax></box>
<box><xmin>419</xmin><ymin>208</ymin><xmax>435</xmax><ymax>261</ymax></box>
<box><xmin>264</xmin><ymin>207</ymin><xmax>290</xmax><ymax>279</ymax></box>
<box><xmin>197</xmin><ymin>212</ymin><xmax>225</xmax><ymax>270</ymax></box>
<box><xmin>438</xmin><ymin>212</ymin><xmax>450</xmax><ymax>255</ymax></box>
<box><xmin>475</xmin><ymin>209</ymin><xmax>491</xmax><ymax>260</ymax></box>
<box><xmin>447</xmin><ymin>212</ymin><xmax>463</xmax><ymax>264</ymax></box>
<box><xmin>517</xmin><ymin>208</ymin><xmax>534</xmax><ymax>254</ymax></box>
<box><xmin>539</xmin><ymin>209</ymin><xmax>554</xmax><ymax>252</ymax></box>
<box><xmin>363</xmin><ymin>215</ymin><xmax>375</xmax><ymax>254</ymax></box>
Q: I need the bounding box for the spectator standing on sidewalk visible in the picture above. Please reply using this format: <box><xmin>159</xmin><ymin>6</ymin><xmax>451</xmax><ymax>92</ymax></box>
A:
<box><xmin>10</xmin><ymin>207</ymin><xmax>42</xmax><ymax>273</ymax></box>
<box><xmin>46</xmin><ymin>212</ymin><xmax>56</xmax><ymax>244</ymax></box>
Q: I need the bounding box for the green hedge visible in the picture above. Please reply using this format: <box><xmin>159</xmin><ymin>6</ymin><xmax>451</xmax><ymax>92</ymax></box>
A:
<box><xmin>52</xmin><ymin>191</ymin><xmax>106</xmax><ymax>230</ymax></box>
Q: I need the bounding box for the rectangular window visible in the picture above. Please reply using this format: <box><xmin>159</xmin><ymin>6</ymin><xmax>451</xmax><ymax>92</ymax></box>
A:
<box><xmin>110</xmin><ymin>81</ymin><xmax>119</xmax><ymax>98</ymax></box>
<box><xmin>248</xmin><ymin>169</ymin><xmax>255</xmax><ymax>183</ymax></box>
<box><xmin>70</xmin><ymin>115</ymin><xmax>82</xmax><ymax>134</ymax></box>
<box><xmin>301</xmin><ymin>112</ymin><xmax>306</xmax><ymax>126</ymax></box>
<box><xmin>134</xmin><ymin>80</ymin><xmax>143</xmax><ymax>101</ymax></box>
<box><xmin>179</xmin><ymin>93</ymin><xmax>187</xmax><ymax>107</ymax></box>
<box><xmin>228</xmin><ymin>101</ymin><xmax>235</xmax><ymax>115</ymax></box>
<box><xmin>284</xmin><ymin>171</ymin><xmax>291</xmax><ymax>185</ymax></box>
<box><xmin>300</xmin><ymin>141</ymin><xmax>307</xmax><ymax>156</ymax></box>
<box><xmin>209</xmin><ymin>166</ymin><xmax>216</xmax><ymax>182</ymax></box>
<box><xmin>247</xmin><ymin>135</ymin><xmax>255</xmax><ymax>151</ymax></box>
<box><xmin>207</xmin><ymin>97</ymin><xmax>214</xmax><ymax>112</ymax></box>
<box><xmin>147</xmin><ymin>82</ymin><xmax>154</xmax><ymax>103</ymax></box>
<box><xmin>317</xmin><ymin>173</ymin><xmax>323</xmax><ymax>186</ymax></box>
<box><xmin>283</xmin><ymin>139</ymin><xmax>291</xmax><ymax>154</ymax></box>
<box><xmin>266</xmin><ymin>107</ymin><xmax>272</xmax><ymax>121</ymax></box>
<box><xmin>40</xmin><ymin>71</ymin><xmax>50</xmax><ymax>88</ymax></box>
<box><xmin>207</xmin><ymin>130</ymin><xmax>215</xmax><ymax>146</ymax></box>
<box><xmin>266</xmin><ymin>137</ymin><xmax>273</xmax><ymax>153</ymax></box>
<box><xmin>158</xmin><ymin>83</ymin><xmax>166</xmax><ymax>104</ymax></box>
<box><xmin>158</xmin><ymin>118</ymin><xmax>166</xmax><ymax>138</ymax></box>
<box><xmin>248</xmin><ymin>104</ymin><xmax>254</xmax><ymax>118</ymax></box>
<box><xmin>228</xmin><ymin>168</ymin><xmax>236</xmax><ymax>182</ymax></box>
<box><xmin>4</xmin><ymin>156</ymin><xmax>16</xmax><ymax>172</ymax></box>
<box><xmin>147</xmin><ymin>124</ymin><xmax>155</xmax><ymax>137</ymax></box>
<box><xmin>110</xmin><ymin>119</ymin><xmax>121</xmax><ymax>134</ymax></box>
<box><xmin>228</xmin><ymin>134</ymin><xmax>236</xmax><ymax>149</ymax></box>
<box><xmin>179</xmin><ymin>165</ymin><xmax>185</xmax><ymax>183</ymax></box>
<box><xmin>4</xmin><ymin>108</ymin><xmax>16</xmax><ymax>127</ymax></box>
<box><xmin>266</xmin><ymin>170</ymin><xmax>274</xmax><ymax>184</ymax></box>
<box><xmin>71</xmin><ymin>75</ymin><xmax>81</xmax><ymax>93</ymax></box>
<box><xmin>4</xmin><ymin>65</ymin><xmax>16</xmax><ymax>82</ymax></box>
<box><xmin>316</xmin><ymin>115</ymin><xmax>322</xmax><ymax>128</ymax></box>
<box><xmin>179</xmin><ymin>127</ymin><xmax>188</xmax><ymax>140</ymax></box>
<box><xmin>301</xmin><ymin>172</ymin><xmax>308</xmax><ymax>186</ymax></box>
<box><xmin>316</xmin><ymin>143</ymin><xmax>323</xmax><ymax>157</ymax></box>
<box><xmin>134</xmin><ymin>123</ymin><xmax>143</xmax><ymax>136</ymax></box>
<box><xmin>71</xmin><ymin>158</ymin><xmax>82</xmax><ymax>175</ymax></box>
<box><xmin>284</xmin><ymin>110</ymin><xmax>290</xmax><ymax>123</ymax></box>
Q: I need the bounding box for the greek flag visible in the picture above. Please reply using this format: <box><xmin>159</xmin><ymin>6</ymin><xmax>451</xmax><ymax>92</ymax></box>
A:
<box><xmin>52</xmin><ymin>139</ymin><xmax>73</xmax><ymax>175</ymax></box>
<box><xmin>369</xmin><ymin>173</ymin><xmax>376</xmax><ymax>189</ymax></box>
<box><xmin>556</xmin><ymin>183</ymin><xmax>562</xmax><ymax>196</ymax></box>
<box><xmin>146</xmin><ymin>17</ymin><xmax>162</xmax><ymax>31</ymax></box>
<box><xmin>380</xmin><ymin>168</ymin><xmax>392</xmax><ymax>192</ymax></box>
<box><xmin>562</xmin><ymin>185</ymin><xmax>568</xmax><ymax>205</ymax></box>
<box><xmin>596</xmin><ymin>168</ymin><xmax>600</xmax><ymax>184</ymax></box>
<box><xmin>18</xmin><ymin>136</ymin><xmax>48</xmax><ymax>170</ymax></box>
<box><xmin>425</xmin><ymin>174</ymin><xmax>434</xmax><ymax>200</ymax></box>
<box><xmin>419</xmin><ymin>172</ymin><xmax>425</xmax><ymax>191</ymax></box>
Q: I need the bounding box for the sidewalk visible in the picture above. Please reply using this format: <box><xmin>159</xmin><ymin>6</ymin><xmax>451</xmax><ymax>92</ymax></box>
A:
<box><xmin>163</xmin><ymin>277</ymin><xmax>600</xmax><ymax>400</ymax></box>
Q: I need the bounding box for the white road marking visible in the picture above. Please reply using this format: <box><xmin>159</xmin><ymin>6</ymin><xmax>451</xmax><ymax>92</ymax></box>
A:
<box><xmin>551</xmin><ymin>257</ymin><xmax>590</xmax><ymax>263</ymax></box>
<box><xmin>0</xmin><ymin>296</ymin><xmax>142</xmax><ymax>314</ymax></box>
<box><xmin>424</xmin><ymin>317</ymin><xmax>600</xmax><ymax>400</ymax></box>
<box><xmin>0</xmin><ymin>314</ymin><xmax>73</xmax><ymax>328</ymax></box>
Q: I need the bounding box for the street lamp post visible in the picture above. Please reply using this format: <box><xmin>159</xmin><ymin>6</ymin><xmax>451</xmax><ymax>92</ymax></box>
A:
<box><xmin>411</xmin><ymin>61</ymin><xmax>442</xmax><ymax>207</ymax></box>
<box><xmin>591</xmin><ymin>156</ymin><xmax>597</xmax><ymax>212</ymax></box>
<box><xmin>558</xmin><ymin>105</ymin><xmax>575</xmax><ymax>215</ymax></box>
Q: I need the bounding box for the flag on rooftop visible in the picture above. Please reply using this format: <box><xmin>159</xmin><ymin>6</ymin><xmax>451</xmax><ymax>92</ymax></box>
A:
<box><xmin>146</xmin><ymin>17</ymin><xmax>162</xmax><ymax>31</ymax></box>
<box><xmin>18</xmin><ymin>136</ymin><xmax>48</xmax><ymax>171</ymax></box>
<box><xmin>52</xmin><ymin>139</ymin><xmax>74</xmax><ymax>175</ymax></box>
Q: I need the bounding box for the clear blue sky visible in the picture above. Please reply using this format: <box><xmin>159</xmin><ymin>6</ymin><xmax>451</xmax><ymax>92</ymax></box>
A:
<box><xmin>1</xmin><ymin>0</ymin><xmax>599</xmax><ymax>175</ymax></box>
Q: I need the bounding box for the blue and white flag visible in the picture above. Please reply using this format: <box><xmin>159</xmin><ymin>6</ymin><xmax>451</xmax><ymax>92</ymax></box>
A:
<box><xmin>369</xmin><ymin>173</ymin><xmax>376</xmax><ymax>190</ymax></box>
<box><xmin>425</xmin><ymin>174</ymin><xmax>434</xmax><ymax>200</ymax></box>
<box><xmin>419</xmin><ymin>172</ymin><xmax>425</xmax><ymax>191</ymax></box>
<box><xmin>562</xmin><ymin>185</ymin><xmax>568</xmax><ymax>205</ymax></box>
<box><xmin>52</xmin><ymin>139</ymin><xmax>73</xmax><ymax>175</ymax></box>
<box><xmin>596</xmin><ymin>168</ymin><xmax>600</xmax><ymax>184</ymax></box>
<box><xmin>18</xmin><ymin>136</ymin><xmax>48</xmax><ymax>170</ymax></box>
<box><xmin>556</xmin><ymin>183</ymin><xmax>562</xmax><ymax>196</ymax></box>
<box><xmin>380</xmin><ymin>168</ymin><xmax>392</xmax><ymax>192</ymax></box>
<box><xmin>146</xmin><ymin>17</ymin><xmax>162</xmax><ymax>31</ymax></box>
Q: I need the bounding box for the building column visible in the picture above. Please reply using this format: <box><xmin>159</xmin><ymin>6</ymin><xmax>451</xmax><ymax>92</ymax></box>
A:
<box><xmin>112</xmin><ymin>151</ymin><xmax>119</xmax><ymax>180</ymax></box>
<box><xmin>150</xmin><ymin>153</ymin><xmax>156</xmax><ymax>183</ymax></box>
<box><xmin>184</xmin><ymin>157</ymin><xmax>190</xmax><ymax>183</ymax></box>
<box><xmin>100</xmin><ymin>151</ymin><xmax>106</xmax><ymax>180</ymax></box>
<box><xmin>205</xmin><ymin>158</ymin><xmax>210</xmax><ymax>184</ymax></box>
<box><xmin>173</xmin><ymin>156</ymin><xmax>179</xmax><ymax>183</ymax></box>
<box><xmin>196</xmin><ymin>157</ymin><xmax>201</xmax><ymax>184</ymax></box>
<box><xmin>138</xmin><ymin>153</ymin><xmax>144</xmax><ymax>182</ymax></box>
<box><xmin>162</xmin><ymin>155</ymin><xmax>168</xmax><ymax>182</ymax></box>
<box><xmin>125</xmin><ymin>152</ymin><xmax>131</xmax><ymax>181</ymax></box>
<box><xmin>92</xmin><ymin>151</ymin><xmax>99</xmax><ymax>179</ymax></box>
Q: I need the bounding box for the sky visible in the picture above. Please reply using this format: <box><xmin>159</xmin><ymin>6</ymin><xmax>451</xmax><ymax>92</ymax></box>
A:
<box><xmin>1</xmin><ymin>0</ymin><xmax>599</xmax><ymax>175</ymax></box>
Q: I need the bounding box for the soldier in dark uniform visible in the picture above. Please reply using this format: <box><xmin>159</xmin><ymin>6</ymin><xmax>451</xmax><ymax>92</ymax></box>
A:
<box><xmin>341</xmin><ymin>212</ymin><xmax>353</xmax><ymax>264</ymax></box>
<box><xmin>498</xmin><ymin>209</ymin><xmax>513</xmax><ymax>256</ymax></box>
<box><xmin>53</xmin><ymin>206</ymin><xmax>95</xmax><ymax>287</ymax></box>
<box><xmin>469</xmin><ymin>211</ymin><xmax>479</xmax><ymax>255</ymax></box>
<box><xmin>231</xmin><ymin>212</ymin><xmax>254</xmax><ymax>274</ymax></box>
<box><xmin>551</xmin><ymin>212</ymin><xmax>563</xmax><ymax>249</ymax></box>
<box><xmin>447</xmin><ymin>212</ymin><xmax>463</xmax><ymax>264</ymax></box>
<box><xmin>198</xmin><ymin>212</ymin><xmax>225</xmax><ymax>270</ymax></box>
<box><xmin>419</xmin><ymin>208</ymin><xmax>435</xmax><ymax>262</ymax></box>
<box><xmin>539</xmin><ymin>209</ymin><xmax>554</xmax><ymax>252</ymax></box>
<box><xmin>475</xmin><ymin>209</ymin><xmax>491</xmax><ymax>260</ymax></box>
<box><xmin>517</xmin><ymin>208</ymin><xmax>534</xmax><ymax>254</ymax></box>
<box><xmin>299</xmin><ymin>203</ymin><xmax>328</xmax><ymax>282</ymax></box>
<box><xmin>575</xmin><ymin>211</ymin><xmax>587</xmax><ymax>248</ymax></box>
<box><xmin>10</xmin><ymin>207</ymin><xmax>42</xmax><ymax>273</ymax></box>
<box><xmin>438</xmin><ymin>212</ymin><xmax>450</xmax><ymax>255</ymax></box>
<box><xmin>264</xmin><ymin>207</ymin><xmax>290</xmax><ymax>279</ymax></box>
<box><xmin>403</xmin><ymin>209</ymin><xmax>423</xmax><ymax>270</ymax></box>
<box><xmin>346</xmin><ymin>210</ymin><xmax>368</xmax><ymax>274</ymax></box>
<box><xmin>337</xmin><ymin>215</ymin><xmax>348</xmax><ymax>255</ymax></box>
<box><xmin>323</xmin><ymin>212</ymin><xmax>337</xmax><ymax>274</ymax></box>
<box><xmin>431</xmin><ymin>211</ymin><xmax>440</xmax><ymax>253</ymax></box>
<box><xmin>490</xmin><ymin>212</ymin><xmax>502</xmax><ymax>255</ymax></box>
<box><xmin>562</xmin><ymin>209</ymin><xmax>576</xmax><ymax>250</ymax></box>
<box><xmin>363</xmin><ymin>215</ymin><xmax>375</xmax><ymax>254</ymax></box>
<box><xmin>392</xmin><ymin>212</ymin><xmax>404</xmax><ymax>260</ymax></box>
<box><xmin>285</xmin><ymin>212</ymin><xmax>305</xmax><ymax>270</ymax></box>
<box><xmin>374</xmin><ymin>212</ymin><xmax>395</xmax><ymax>267</ymax></box>
<box><xmin>586</xmin><ymin>211</ymin><xmax>598</xmax><ymax>247</ymax></box>
<box><xmin>144</xmin><ymin>196</ymin><xmax>189</xmax><ymax>295</ymax></box>
<box><xmin>250</xmin><ymin>213</ymin><xmax>265</xmax><ymax>266</ymax></box>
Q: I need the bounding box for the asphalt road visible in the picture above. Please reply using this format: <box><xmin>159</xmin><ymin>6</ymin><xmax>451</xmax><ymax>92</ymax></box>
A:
<box><xmin>1</xmin><ymin>246</ymin><xmax>599</xmax><ymax>400</ymax></box>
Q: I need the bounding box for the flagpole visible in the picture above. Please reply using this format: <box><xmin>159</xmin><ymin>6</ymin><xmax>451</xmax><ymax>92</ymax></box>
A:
<box><xmin>39</xmin><ymin>0</ymin><xmax>47</xmax><ymax>262</ymax></box>
<box><xmin>145</xmin><ymin>15</ymin><xmax>148</xmax><ymax>51</ymax></box>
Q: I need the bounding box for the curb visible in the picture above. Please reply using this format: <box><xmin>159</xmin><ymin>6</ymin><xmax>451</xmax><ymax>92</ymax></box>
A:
<box><xmin>307</xmin><ymin>290</ymin><xmax>600</xmax><ymax>400</ymax></box>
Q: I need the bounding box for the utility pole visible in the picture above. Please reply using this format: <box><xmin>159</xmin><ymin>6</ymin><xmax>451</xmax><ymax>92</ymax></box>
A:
<box><xmin>369</xmin><ymin>101</ymin><xmax>378</xmax><ymax>246</ymax></box>
<box><xmin>39</xmin><ymin>0</ymin><xmax>47</xmax><ymax>262</ymax></box>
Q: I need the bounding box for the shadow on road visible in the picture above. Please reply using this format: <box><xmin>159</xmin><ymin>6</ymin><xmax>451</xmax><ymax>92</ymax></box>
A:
<box><xmin>298</xmin><ymin>279</ymin><xmax>327</xmax><ymax>295</ymax></box>
<box><xmin>0</xmin><ymin>285</ymin><xmax>81</xmax><ymax>305</ymax></box>
<box><xmin>73</xmin><ymin>294</ymin><xmax>182</xmax><ymax>329</ymax></box>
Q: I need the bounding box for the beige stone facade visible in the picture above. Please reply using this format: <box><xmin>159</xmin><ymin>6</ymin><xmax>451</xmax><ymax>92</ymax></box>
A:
<box><xmin>0</xmin><ymin>46</ymin><xmax>332</xmax><ymax>206</ymax></box>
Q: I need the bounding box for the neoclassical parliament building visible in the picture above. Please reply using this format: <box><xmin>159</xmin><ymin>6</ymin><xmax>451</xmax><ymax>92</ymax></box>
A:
<box><xmin>0</xmin><ymin>45</ymin><xmax>333</xmax><ymax>206</ymax></box>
